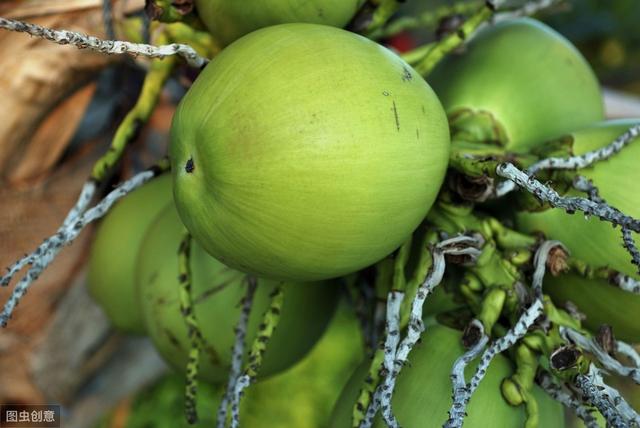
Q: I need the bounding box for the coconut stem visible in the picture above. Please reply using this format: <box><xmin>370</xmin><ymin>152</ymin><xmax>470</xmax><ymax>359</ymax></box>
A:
<box><xmin>569</xmin><ymin>176</ymin><xmax>640</xmax><ymax>273</ymax></box>
<box><xmin>372</xmin><ymin>236</ymin><xmax>482</xmax><ymax>427</ymax></box>
<box><xmin>616</xmin><ymin>340</ymin><xmax>640</xmax><ymax>367</ymax></box>
<box><xmin>446</xmin><ymin>320</ymin><xmax>489</xmax><ymax>425</ymax></box>
<box><xmin>359</xmin><ymin>0</ymin><xmax>405</xmax><ymax>36</ymax></box>
<box><xmin>216</xmin><ymin>277</ymin><xmax>258</xmax><ymax>428</ymax></box>
<box><xmin>229</xmin><ymin>286</ymin><xmax>285</xmax><ymax>428</ymax></box>
<box><xmin>0</xmin><ymin>16</ymin><xmax>208</xmax><ymax>67</ymax></box>
<box><xmin>373</xmin><ymin>1</ymin><xmax>483</xmax><ymax>41</ymax></box>
<box><xmin>496</xmin><ymin>162</ymin><xmax>640</xmax><ymax>232</ymax></box>
<box><xmin>445</xmin><ymin>299</ymin><xmax>544</xmax><ymax>428</ymax></box>
<box><xmin>0</xmin><ymin>50</ymin><xmax>174</xmax><ymax>325</ymax></box>
<box><xmin>622</xmin><ymin>228</ymin><xmax>640</xmax><ymax>276</ymax></box>
<box><xmin>410</xmin><ymin>0</ymin><xmax>561</xmax><ymax>76</ymax></box>
<box><xmin>414</xmin><ymin>3</ymin><xmax>493</xmax><ymax>76</ymax></box>
<box><xmin>445</xmin><ymin>241</ymin><xmax>559</xmax><ymax>428</ymax></box>
<box><xmin>91</xmin><ymin>56</ymin><xmax>176</xmax><ymax>181</ymax></box>
<box><xmin>572</xmin><ymin>175</ymin><xmax>605</xmax><ymax>203</ymax></box>
<box><xmin>536</xmin><ymin>370</ymin><xmax>599</xmax><ymax>428</ymax></box>
<box><xmin>0</xmin><ymin>162</ymin><xmax>169</xmax><ymax>327</ymax></box>
<box><xmin>177</xmin><ymin>232</ymin><xmax>201</xmax><ymax>424</ymax></box>
<box><xmin>497</xmin><ymin>123</ymin><xmax>640</xmax><ymax>197</ymax></box>
<box><xmin>560</xmin><ymin>327</ymin><xmax>640</xmax><ymax>384</ymax></box>
<box><xmin>362</xmin><ymin>291</ymin><xmax>404</xmax><ymax>428</ymax></box>
<box><xmin>532</xmin><ymin>241</ymin><xmax>565</xmax><ymax>297</ymax></box>
<box><xmin>567</xmin><ymin>257</ymin><xmax>640</xmax><ymax>294</ymax></box>
<box><xmin>0</xmin><ymin>180</ymin><xmax>96</xmax><ymax>288</ymax></box>
<box><xmin>354</xmin><ymin>257</ymin><xmax>403</xmax><ymax>426</ymax></box>
<box><xmin>532</xmin><ymin>123</ymin><xmax>640</xmax><ymax>173</ymax></box>
<box><xmin>574</xmin><ymin>365</ymin><xmax>640</xmax><ymax>428</ymax></box>
<box><xmin>353</xmin><ymin>350</ymin><xmax>385</xmax><ymax>428</ymax></box>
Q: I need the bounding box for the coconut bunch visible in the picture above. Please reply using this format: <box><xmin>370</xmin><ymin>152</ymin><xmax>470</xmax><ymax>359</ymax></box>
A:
<box><xmin>0</xmin><ymin>1</ymin><xmax>639</xmax><ymax>427</ymax></box>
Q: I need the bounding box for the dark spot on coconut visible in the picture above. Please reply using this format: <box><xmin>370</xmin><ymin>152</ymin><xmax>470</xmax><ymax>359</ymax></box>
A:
<box><xmin>185</xmin><ymin>157</ymin><xmax>195</xmax><ymax>174</ymax></box>
<box><xmin>392</xmin><ymin>101</ymin><xmax>400</xmax><ymax>131</ymax></box>
<box><xmin>401</xmin><ymin>66</ymin><xmax>413</xmax><ymax>82</ymax></box>
<box><xmin>165</xmin><ymin>329</ymin><xmax>181</xmax><ymax>348</ymax></box>
<box><xmin>382</xmin><ymin>91</ymin><xmax>390</xmax><ymax>96</ymax></box>
<box><xmin>194</xmin><ymin>279</ymin><xmax>235</xmax><ymax>304</ymax></box>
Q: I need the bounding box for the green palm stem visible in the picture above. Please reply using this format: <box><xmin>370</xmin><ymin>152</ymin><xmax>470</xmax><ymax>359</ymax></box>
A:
<box><xmin>413</xmin><ymin>2</ymin><xmax>494</xmax><ymax>76</ymax></box>
<box><xmin>178</xmin><ymin>232</ymin><xmax>204</xmax><ymax>424</ymax></box>
<box><xmin>371</xmin><ymin>1</ymin><xmax>484</xmax><ymax>40</ymax></box>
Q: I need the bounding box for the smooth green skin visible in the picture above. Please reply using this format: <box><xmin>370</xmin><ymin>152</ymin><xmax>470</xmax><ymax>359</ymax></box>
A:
<box><xmin>136</xmin><ymin>204</ymin><xmax>340</xmax><ymax>384</ymax></box>
<box><xmin>429</xmin><ymin>18</ymin><xmax>604</xmax><ymax>153</ymax></box>
<box><xmin>516</xmin><ymin>119</ymin><xmax>640</xmax><ymax>342</ymax></box>
<box><xmin>239</xmin><ymin>299</ymin><xmax>365</xmax><ymax>427</ymax></box>
<box><xmin>87</xmin><ymin>174</ymin><xmax>172</xmax><ymax>334</ymax></box>
<box><xmin>330</xmin><ymin>324</ymin><xmax>564</xmax><ymax>428</ymax></box>
<box><xmin>195</xmin><ymin>0</ymin><xmax>366</xmax><ymax>46</ymax></box>
<box><xmin>171</xmin><ymin>24</ymin><xmax>450</xmax><ymax>282</ymax></box>
<box><xmin>96</xmin><ymin>301</ymin><xmax>364</xmax><ymax>428</ymax></box>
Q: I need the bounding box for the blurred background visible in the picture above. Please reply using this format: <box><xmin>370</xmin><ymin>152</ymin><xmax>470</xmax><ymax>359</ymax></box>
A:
<box><xmin>0</xmin><ymin>1</ymin><xmax>638</xmax><ymax>427</ymax></box>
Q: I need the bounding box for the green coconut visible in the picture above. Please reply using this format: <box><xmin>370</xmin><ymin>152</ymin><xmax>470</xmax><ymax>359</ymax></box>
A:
<box><xmin>238</xmin><ymin>298</ymin><xmax>365</xmax><ymax>426</ymax></box>
<box><xmin>170</xmin><ymin>23</ymin><xmax>450</xmax><ymax>282</ymax></box>
<box><xmin>194</xmin><ymin>0</ymin><xmax>366</xmax><ymax>46</ymax></box>
<box><xmin>429</xmin><ymin>18</ymin><xmax>604</xmax><ymax>153</ymax></box>
<box><xmin>330</xmin><ymin>323</ymin><xmax>564</xmax><ymax>427</ymax></box>
<box><xmin>94</xmin><ymin>299</ymin><xmax>363</xmax><ymax>428</ymax></box>
<box><xmin>516</xmin><ymin>119</ymin><xmax>640</xmax><ymax>342</ymax></box>
<box><xmin>136</xmin><ymin>204</ymin><xmax>340</xmax><ymax>384</ymax></box>
<box><xmin>87</xmin><ymin>174</ymin><xmax>172</xmax><ymax>334</ymax></box>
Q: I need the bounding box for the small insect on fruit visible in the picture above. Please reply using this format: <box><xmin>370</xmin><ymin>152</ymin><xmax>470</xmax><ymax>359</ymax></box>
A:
<box><xmin>170</xmin><ymin>23</ymin><xmax>450</xmax><ymax>282</ymax></box>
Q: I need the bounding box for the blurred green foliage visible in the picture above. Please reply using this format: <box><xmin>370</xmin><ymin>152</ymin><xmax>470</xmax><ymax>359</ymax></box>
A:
<box><xmin>393</xmin><ymin>0</ymin><xmax>640</xmax><ymax>93</ymax></box>
<box><xmin>543</xmin><ymin>0</ymin><xmax>640</xmax><ymax>93</ymax></box>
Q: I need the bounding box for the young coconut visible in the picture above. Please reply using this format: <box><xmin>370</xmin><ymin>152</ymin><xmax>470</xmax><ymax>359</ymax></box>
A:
<box><xmin>170</xmin><ymin>23</ymin><xmax>450</xmax><ymax>282</ymax></box>
<box><xmin>87</xmin><ymin>174</ymin><xmax>172</xmax><ymax>334</ymax></box>
<box><xmin>237</xmin><ymin>298</ymin><xmax>365</xmax><ymax>427</ymax></box>
<box><xmin>515</xmin><ymin>119</ymin><xmax>640</xmax><ymax>342</ymax></box>
<box><xmin>329</xmin><ymin>323</ymin><xmax>565</xmax><ymax>428</ymax></box>
<box><xmin>95</xmin><ymin>299</ymin><xmax>363</xmax><ymax>428</ymax></box>
<box><xmin>136</xmin><ymin>204</ymin><xmax>340</xmax><ymax>384</ymax></box>
<box><xmin>429</xmin><ymin>18</ymin><xmax>604</xmax><ymax>153</ymax></box>
<box><xmin>194</xmin><ymin>0</ymin><xmax>366</xmax><ymax>46</ymax></box>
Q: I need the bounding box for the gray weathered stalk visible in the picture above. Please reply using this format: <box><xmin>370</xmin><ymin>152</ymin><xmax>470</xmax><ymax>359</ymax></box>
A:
<box><xmin>0</xmin><ymin>16</ymin><xmax>208</xmax><ymax>68</ymax></box>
